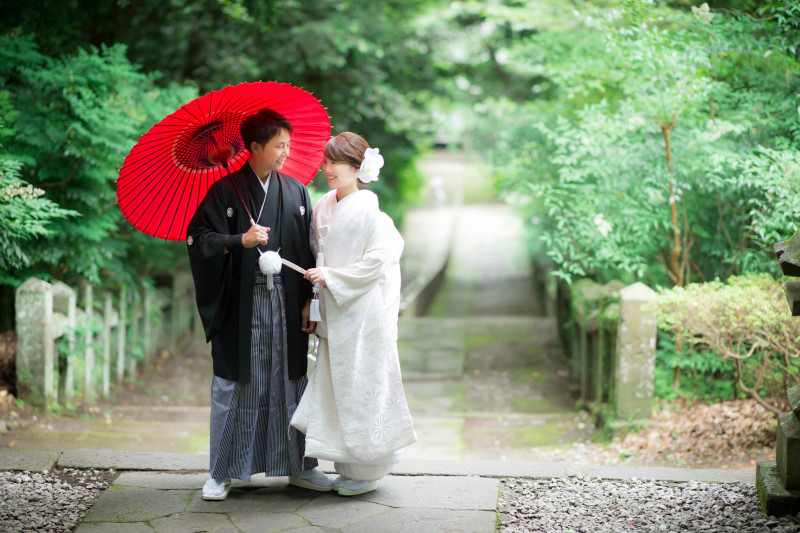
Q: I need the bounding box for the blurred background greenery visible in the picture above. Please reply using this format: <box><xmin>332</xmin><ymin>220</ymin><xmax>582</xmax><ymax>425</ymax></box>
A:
<box><xmin>1</xmin><ymin>0</ymin><xmax>798</xmax><ymax>408</ymax></box>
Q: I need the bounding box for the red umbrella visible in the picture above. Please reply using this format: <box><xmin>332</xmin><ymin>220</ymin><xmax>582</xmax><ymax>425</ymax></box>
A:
<box><xmin>117</xmin><ymin>81</ymin><xmax>330</xmax><ymax>241</ymax></box>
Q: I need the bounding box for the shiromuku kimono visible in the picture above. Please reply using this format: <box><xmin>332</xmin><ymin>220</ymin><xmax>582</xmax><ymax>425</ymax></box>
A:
<box><xmin>291</xmin><ymin>189</ymin><xmax>417</xmax><ymax>480</ymax></box>
<box><xmin>186</xmin><ymin>164</ymin><xmax>316</xmax><ymax>482</ymax></box>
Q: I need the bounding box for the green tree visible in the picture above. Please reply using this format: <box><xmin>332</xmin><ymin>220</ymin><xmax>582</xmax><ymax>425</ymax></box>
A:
<box><xmin>2</xmin><ymin>0</ymin><xmax>446</xmax><ymax>221</ymax></box>
<box><xmin>468</xmin><ymin>0</ymin><xmax>800</xmax><ymax>286</ymax></box>
<box><xmin>0</xmin><ymin>34</ymin><xmax>196</xmax><ymax>291</ymax></box>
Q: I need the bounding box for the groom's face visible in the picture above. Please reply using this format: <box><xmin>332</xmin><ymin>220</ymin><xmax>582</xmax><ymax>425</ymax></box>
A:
<box><xmin>251</xmin><ymin>129</ymin><xmax>291</xmax><ymax>173</ymax></box>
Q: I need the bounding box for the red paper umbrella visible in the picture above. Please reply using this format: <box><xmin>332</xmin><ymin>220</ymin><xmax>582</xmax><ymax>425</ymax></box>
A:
<box><xmin>117</xmin><ymin>81</ymin><xmax>330</xmax><ymax>241</ymax></box>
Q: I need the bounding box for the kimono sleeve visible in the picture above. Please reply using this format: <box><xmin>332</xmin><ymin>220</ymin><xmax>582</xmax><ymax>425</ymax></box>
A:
<box><xmin>322</xmin><ymin>212</ymin><xmax>403</xmax><ymax>306</ymax></box>
<box><xmin>186</xmin><ymin>183</ymin><xmax>242</xmax><ymax>341</ymax></box>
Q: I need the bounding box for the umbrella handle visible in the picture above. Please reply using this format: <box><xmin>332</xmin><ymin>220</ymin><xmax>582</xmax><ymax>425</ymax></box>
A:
<box><xmin>223</xmin><ymin>162</ymin><xmax>260</xmax><ymax>226</ymax></box>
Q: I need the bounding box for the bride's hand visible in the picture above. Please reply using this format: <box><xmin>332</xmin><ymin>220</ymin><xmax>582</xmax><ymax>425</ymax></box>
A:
<box><xmin>305</xmin><ymin>268</ymin><xmax>327</xmax><ymax>288</ymax></box>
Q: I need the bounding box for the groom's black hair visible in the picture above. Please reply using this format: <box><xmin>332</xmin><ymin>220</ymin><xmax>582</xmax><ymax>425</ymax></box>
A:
<box><xmin>241</xmin><ymin>108</ymin><xmax>293</xmax><ymax>150</ymax></box>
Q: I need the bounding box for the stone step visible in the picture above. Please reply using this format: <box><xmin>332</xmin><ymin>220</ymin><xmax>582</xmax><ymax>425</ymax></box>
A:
<box><xmin>399</xmin><ymin>316</ymin><xmax>556</xmax><ymax>344</ymax></box>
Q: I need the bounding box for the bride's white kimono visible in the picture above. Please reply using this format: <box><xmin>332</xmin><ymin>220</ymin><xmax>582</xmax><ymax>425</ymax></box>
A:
<box><xmin>291</xmin><ymin>189</ymin><xmax>416</xmax><ymax>475</ymax></box>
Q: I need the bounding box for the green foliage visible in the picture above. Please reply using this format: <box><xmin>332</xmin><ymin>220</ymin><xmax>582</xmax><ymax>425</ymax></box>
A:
<box><xmin>1</xmin><ymin>0</ymin><xmax>443</xmax><ymax>223</ymax></box>
<box><xmin>657</xmin><ymin>273</ymin><xmax>800</xmax><ymax>413</ymax></box>
<box><xmin>654</xmin><ymin>336</ymin><xmax>738</xmax><ymax>402</ymax></box>
<box><xmin>0</xmin><ymin>155</ymin><xmax>78</xmax><ymax>280</ymax></box>
<box><xmin>464</xmin><ymin>0</ymin><xmax>800</xmax><ymax>286</ymax></box>
<box><xmin>0</xmin><ymin>34</ymin><xmax>196</xmax><ymax>289</ymax></box>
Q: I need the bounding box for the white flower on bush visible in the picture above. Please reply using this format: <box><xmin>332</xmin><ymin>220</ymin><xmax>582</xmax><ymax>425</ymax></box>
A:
<box><xmin>691</xmin><ymin>3</ymin><xmax>713</xmax><ymax>24</ymax></box>
<box><xmin>593</xmin><ymin>213</ymin><xmax>612</xmax><ymax>237</ymax></box>
<box><xmin>356</xmin><ymin>147</ymin><xmax>384</xmax><ymax>183</ymax></box>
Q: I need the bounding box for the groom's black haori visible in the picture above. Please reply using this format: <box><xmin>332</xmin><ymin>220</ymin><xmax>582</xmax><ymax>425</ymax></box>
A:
<box><xmin>186</xmin><ymin>164</ymin><xmax>314</xmax><ymax>381</ymax></box>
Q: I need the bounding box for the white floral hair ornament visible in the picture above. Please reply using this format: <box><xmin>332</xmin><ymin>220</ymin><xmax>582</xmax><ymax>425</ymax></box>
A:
<box><xmin>356</xmin><ymin>147</ymin><xmax>384</xmax><ymax>183</ymax></box>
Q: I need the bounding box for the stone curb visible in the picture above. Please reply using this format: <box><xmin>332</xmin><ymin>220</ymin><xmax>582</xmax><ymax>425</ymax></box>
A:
<box><xmin>0</xmin><ymin>451</ymin><xmax>754</xmax><ymax>485</ymax></box>
<box><xmin>387</xmin><ymin>458</ymin><xmax>754</xmax><ymax>484</ymax></box>
<box><xmin>57</xmin><ymin>450</ymin><xmax>207</xmax><ymax>471</ymax></box>
<box><xmin>0</xmin><ymin>451</ymin><xmax>60</xmax><ymax>472</ymax></box>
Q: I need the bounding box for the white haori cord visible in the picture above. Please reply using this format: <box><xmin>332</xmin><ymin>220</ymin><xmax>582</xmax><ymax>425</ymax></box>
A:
<box><xmin>258</xmin><ymin>249</ymin><xmax>308</xmax><ymax>290</ymax></box>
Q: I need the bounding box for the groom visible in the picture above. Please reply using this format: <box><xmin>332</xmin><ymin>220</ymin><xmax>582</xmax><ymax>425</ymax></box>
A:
<box><xmin>186</xmin><ymin>108</ymin><xmax>331</xmax><ymax>500</ymax></box>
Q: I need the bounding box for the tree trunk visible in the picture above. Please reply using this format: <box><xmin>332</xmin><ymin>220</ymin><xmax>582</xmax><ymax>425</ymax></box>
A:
<box><xmin>661</xmin><ymin>121</ymin><xmax>682</xmax><ymax>288</ymax></box>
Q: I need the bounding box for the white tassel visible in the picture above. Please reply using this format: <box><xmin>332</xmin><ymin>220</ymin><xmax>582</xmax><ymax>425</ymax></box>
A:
<box><xmin>310</xmin><ymin>295</ymin><xmax>321</xmax><ymax>322</ymax></box>
<box><xmin>259</xmin><ymin>250</ymin><xmax>282</xmax><ymax>291</ymax></box>
<box><xmin>308</xmin><ymin>250</ymin><xmax>323</xmax><ymax>321</ymax></box>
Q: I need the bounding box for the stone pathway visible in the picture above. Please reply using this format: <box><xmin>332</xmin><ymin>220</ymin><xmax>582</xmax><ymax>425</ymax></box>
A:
<box><xmin>400</xmin><ymin>153</ymin><xmax>595</xmax><ymax>463</ymax></box>
<box><xmin>79</xmin><ymin>470</ymin><xmax>498</xmax><ymax>533</ymax></box>
<box><xmin>0</xmin><ymin>450</ymin><xmax>754</xmax><ymax>533</ymax></box>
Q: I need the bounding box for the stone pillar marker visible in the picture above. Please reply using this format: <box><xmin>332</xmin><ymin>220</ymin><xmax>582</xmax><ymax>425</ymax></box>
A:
<box><xmin>83</xmin><ymin>283</ymin><xmax>95</xmax><ymax>401</ymax></box>
<box><xmin>117</xmin><ymin>285</ymin><xmax>127</xmax><ymax>385</ymax></box>
<box><xmin>614</xmin><ymin>282</ymin><xmax>657</xmax><ymax>420</ymax></box>
<box><xmin>102</xmin><ymin>292</ymin><xmax>112</xmax><ymax>397</ymax></box>
<box><xmin>51</xmin><ymin>281</ymin><xmax>76</xmax><ymax>403</ymax></box>
<box><xmin>15</xmin><ymin>277</ymin><xmax>54</xmax><ymax>408</ymax></box>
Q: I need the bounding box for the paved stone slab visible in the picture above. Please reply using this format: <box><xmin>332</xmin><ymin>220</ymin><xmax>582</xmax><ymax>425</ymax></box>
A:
<box><xmin>0</xmin><ymin>450</ymin><xmax>58</xmax><ymax>472</ymax></box>
<box><xmin>113</xmin><ymin>472</ymin><xmax>291</xmax><ymax>490</ymax></box>
<box><xmin>115</xmin><ymin>472</ymin><xmax>207</xmax><ymax>489</ymax></box>
<box><xmin>383</xmin><ymin>458</ymin><xmax>752</xmax><ymax>484</ymax></box>
<box><xmin>185</xmin><ymin>485</ymin><xmax>316</xmax><ymax>513</ymax></box>
<box><xmin>342</xmin><ymin>508</ymin><xmax>496</xmax><ymax>533</ymax></box>
<box><xmin>356</xmin><ymin>475</ymin><xmax>498</xmax><ymax>510</ymax></box>
<box><xmin>291</xmin><ymin>526</ymin><xmax>341</xmax><ymax>533</ymax></box>
<box><xmin>59</xmin><ymin>450</ymin><xmax>207</xmax><ymax>471</ymax></box>
<box><xmin>150</xmin><ymin>512</ymin><xmax>239</xmax><ymax>532</ymax></box>
<box><xmin>297</xmin><ymin>495</ymin><xmax>390</xmax><ymax>528</ymax></box>
<box><xmin>76</xmin><ymin>522</ymin><xmax>154</xmax><ymax>533</ymax></box>
<box><xmin>390</xmin><ymin>458</ymin><xmax>576</xmax><ymax>478</ymax></box>
<box><xmin>84</xmin><ymin>487</ymin><xmax>194</xmax><ymax>522</ymax></box>
<box><xmin>229</xmin><ymin>511</ymin><xmax>308</xmax><ymax>532</ymax></box>
<box><xmin>580</xmin><ymin>464</ymin><xmax>754</xmax><ymax>484</ymax></box>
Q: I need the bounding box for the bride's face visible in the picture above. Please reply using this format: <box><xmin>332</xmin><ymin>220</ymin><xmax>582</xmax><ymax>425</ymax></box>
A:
<box><xmin>322</xmin><ymin>158</ymin><xmax>358</xmax><ymax>191</ymax></box>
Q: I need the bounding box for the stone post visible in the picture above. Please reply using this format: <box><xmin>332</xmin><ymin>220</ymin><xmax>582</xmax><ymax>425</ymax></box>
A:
<box><xmin>143</xmin><ymin>289</ymin><xmax>154</xmax><ymax>367</ymax></box>
<box><xmin>571</xmin><ymin>279</ymin><xmax>602</xmax><ymax>404</ymax></box>
<box><xmin>83</xmin><ymin>283</ymin><xmax>95</xmax><ymax>401</ymax></box>
<box><xmin>614</xmin><ymin>282</ymin><xmax>656</xmax><ymax>420</ymax></box>
<box><xmin>117</xmin><ymin>285</ymin><xmax>127</xmax><ymax>385</ymax></box>
<box><xmin>51</xmin><ymin>281</ymin><xmax>76</xmax><ymax>403</ymax></box>
<box><xmin>129</xmin><ymin>295</ymin><xmax>140</xmax><ymax>381</ymax></box>
<box><xmin>102</xmin><ymin>292</ymin><xmax>112</xmax><ymax>397</ymax></box>
<box><xmin>15</xmin><ymin>278</ymin><xmax>54</xmax><ymax>408</ymax></box>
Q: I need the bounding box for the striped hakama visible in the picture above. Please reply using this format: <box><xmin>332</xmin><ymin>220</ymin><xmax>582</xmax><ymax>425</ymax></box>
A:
<box><xmin>209</xmin><ymin>271</ymin><xmax>317</xmax><ymax>482</ymax></box>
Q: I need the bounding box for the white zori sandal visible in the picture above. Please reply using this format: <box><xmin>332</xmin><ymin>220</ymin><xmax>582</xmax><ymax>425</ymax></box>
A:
<box><xmin>335</xmin><ymin>477</ymin><xmax>378</xmax><ymax>497</ymax></box>
<box><xmin>202</xmin><ymin>478</ymin><xmax>232</xmax><ymax>501</ymax></box>
<box><xmin>288</xmin><ymin>467</ymin><xmax>337</xmax><ymax>492</ymax></box>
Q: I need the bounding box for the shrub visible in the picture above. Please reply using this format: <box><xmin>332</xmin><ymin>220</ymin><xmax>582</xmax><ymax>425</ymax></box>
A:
<box><xmin>657</xmin><ymin>274</ymin><xmax>800</xmax><ymax>413</ymax></box>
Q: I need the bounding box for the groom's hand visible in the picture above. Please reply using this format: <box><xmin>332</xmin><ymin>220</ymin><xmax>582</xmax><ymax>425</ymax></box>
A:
<box><xmin>302</xmin><ymin>299</ymin><xmax>316</xmax><ymax>334</ymax></box>
<box><xmin>242</xmin><ymin>224</ymin><xmax>270</xmax><ymax>248</ymax></box>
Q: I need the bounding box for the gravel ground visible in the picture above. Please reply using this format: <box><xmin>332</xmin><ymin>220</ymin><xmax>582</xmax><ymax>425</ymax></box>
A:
<box><xmin>0</xmin><ymin>468</ymin><xmax>117</xmax><ymax>533</ymax></box>
<box><xmin>1</xmin><ymin>468</ymin><xmax>798</xmax><ymax>532</ymax></box>
<box><xmin>499</xmin><ymin>477</ymin><xmax>800</xmax><ymax>533</ymax></box>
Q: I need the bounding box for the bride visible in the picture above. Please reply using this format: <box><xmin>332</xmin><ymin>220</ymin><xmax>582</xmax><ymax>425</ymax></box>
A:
<box><xmin>291</xmin><ymin>132</ymin><xmax>417</xmax><ymax>496</ymax></box>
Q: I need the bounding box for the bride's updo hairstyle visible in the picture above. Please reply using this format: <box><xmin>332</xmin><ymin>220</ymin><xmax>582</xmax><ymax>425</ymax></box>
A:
<box><xmin>324</xmin><ymin>132</ymin><xmax>372</xmax><ymax>183</ymax></box>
